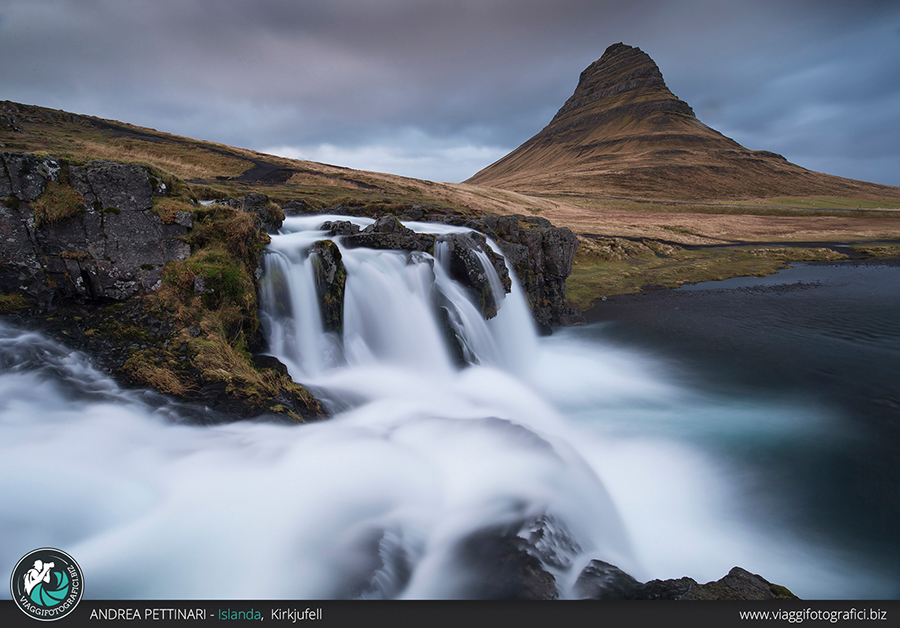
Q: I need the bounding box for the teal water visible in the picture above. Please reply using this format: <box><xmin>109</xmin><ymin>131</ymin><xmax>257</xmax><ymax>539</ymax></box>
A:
<box><xmin>579</xmin><ymin>260</ymin><xmax>900</xmax><ymax>597</ymax></box>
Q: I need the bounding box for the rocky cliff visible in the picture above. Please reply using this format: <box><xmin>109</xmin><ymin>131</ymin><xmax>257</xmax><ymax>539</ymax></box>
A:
<box><xmin>0</xmin><ymin>152</ymin><xmax>322</xmax><ymax>421</ymax></box>
<box><xmin>1</xmin><ymin>153</ymin><xmax>192</xmax><ymax>307</ymax></box>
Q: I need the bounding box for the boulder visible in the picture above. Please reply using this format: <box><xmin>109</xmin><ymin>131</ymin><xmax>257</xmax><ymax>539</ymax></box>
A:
<box><xmin>454</xmin><ymin>525</ymin><xmax>558</xmax><ymax>600</ymax></box>
<box><xmin>445</xmin><ymin>214</ymin><xmax>583</xmax><ymax>327</ymax></box>
<box><xmin>342</xmin><ymin>215</ymin><xmax>436</xmax><ymax>253</ymax></box>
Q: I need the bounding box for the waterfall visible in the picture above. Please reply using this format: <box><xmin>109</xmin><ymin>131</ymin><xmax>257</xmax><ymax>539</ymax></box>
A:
<box><xmin>1</xmin><ymin>216</ymin><xmax>890</xmax><ymax>600</ymax></box>
<box><xmin>260</xmin><ymin>216</ymin><xmax>539</xmax><ymax>384</ymax></box>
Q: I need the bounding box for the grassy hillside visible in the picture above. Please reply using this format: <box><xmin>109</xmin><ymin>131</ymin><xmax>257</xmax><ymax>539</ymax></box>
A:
<box><xmin>3</xmin><ymin>99</ymin><xmax>899</xmax><ymax>310</ymax></box>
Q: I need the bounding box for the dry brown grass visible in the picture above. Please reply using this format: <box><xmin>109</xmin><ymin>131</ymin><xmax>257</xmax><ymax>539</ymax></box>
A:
<box><xmin>123</xmin><ymin>349</ymin><xmax>195</xmax><ymax>396</ymax></box>
<box><xmin>5</xmin><ymin>100</ymin><xmax>899</xmax><ymax>249</ymax></box>
<box><xmin>76</xmin><ymin>138</ymin><xmax>249</xmax><ymax>179</ymax></box>
<box><xmin>31</xmin><ymin>181</ymin><xmax>86</xmax><ymax>227</ymax></box>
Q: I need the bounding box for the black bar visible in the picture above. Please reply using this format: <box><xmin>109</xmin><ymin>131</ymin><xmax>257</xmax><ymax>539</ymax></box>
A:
<box><xmin>1</xmin><ymin>600</ymin><xmax>898</xmax><ymax>628</ymax></box>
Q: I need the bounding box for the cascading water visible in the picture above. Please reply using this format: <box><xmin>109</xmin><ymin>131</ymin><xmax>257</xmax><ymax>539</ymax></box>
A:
<box><xmin>1</xmin><ymin>216</ymin><xmax>894</xmax><ymax>600</ymax></box>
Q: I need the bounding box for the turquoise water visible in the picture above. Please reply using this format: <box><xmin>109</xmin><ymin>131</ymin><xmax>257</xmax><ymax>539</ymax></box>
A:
<box><xmin>581</xmin><ymin>260</ymin><xmax>900</xmax><ymax>597</ymax></box>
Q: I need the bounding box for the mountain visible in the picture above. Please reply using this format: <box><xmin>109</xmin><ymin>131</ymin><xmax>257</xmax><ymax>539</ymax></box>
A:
<box><xmin>466</xmin><ymin>43</ymin><xmax>900</xmax><ymax>202</ymax></box>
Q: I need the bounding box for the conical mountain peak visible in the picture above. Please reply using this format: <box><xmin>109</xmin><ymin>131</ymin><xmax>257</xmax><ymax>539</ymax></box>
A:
<box><xmin>466</xmin><ymin>44</ymin><xmax>894</xmax><ymax>201</ymax></box>
<box><xmin>550</xmin><ymin>42</ymin><xmax>695</xmax><ymax>127</ymax></box>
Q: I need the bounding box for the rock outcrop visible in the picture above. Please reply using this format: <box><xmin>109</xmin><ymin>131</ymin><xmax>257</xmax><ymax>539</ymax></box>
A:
<box><xmin>443</xmin><ymin>214</ymin><xmax>583</xmax><ymax>327</ymax></box>
<box><xmin>318</xmin><ymin>211</ymin><xmax>579</xmax><ymax>326</ymax></box>
<box><xmin>309</xmin><ymin>239</ymin><xmax>346</xmax><ymax>334</ymax></box>
<box><xmin>1</xmin><ymin>153</ymin><xmax>191</xmax><ymax>307</ymax></box>
<box><xmin>573</xmin><ymin>559</ymin><xmax>798</xmax><ymax>600</ymax></box>
<box><xmin>438</xmin><ymin>231</ymin><xmax>511</xmax><ymax>320</ymax></box>
<box><xmin>449</xmin><ymin>515</ymin><xmax>796</xmax><ymax>600</ymax></box>
<box><xmin>342</xmin><ymin>215</ymin><xmax>436</xmax><ymax>253</ymax></box>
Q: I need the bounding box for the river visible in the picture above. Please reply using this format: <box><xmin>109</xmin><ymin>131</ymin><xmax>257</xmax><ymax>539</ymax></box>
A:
<box><xmin>1</xmin><ymin>218</ymin><xmax>897</xmax><ymax>599</ymax></box>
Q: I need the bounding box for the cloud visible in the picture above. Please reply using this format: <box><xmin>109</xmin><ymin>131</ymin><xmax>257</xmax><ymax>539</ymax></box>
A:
<box><xmin>262</xmin><ymin>129</ymin><xmax>508</xmax><ymax>183</ymax></box>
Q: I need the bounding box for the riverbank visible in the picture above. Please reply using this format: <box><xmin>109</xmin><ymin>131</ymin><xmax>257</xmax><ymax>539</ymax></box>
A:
<box><xmin>566</xmin><ymin>238</ymin><xmax>900</xmax><ymax>307</ymax></box>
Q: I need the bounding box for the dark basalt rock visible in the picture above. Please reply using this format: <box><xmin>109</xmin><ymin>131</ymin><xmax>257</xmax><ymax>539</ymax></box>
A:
<box><xmin>443</xmin><ymin>214</ymin><xmax>583</xmax><ymax>327</ymax></box>
<box><xmin>282</xmin><ymin>198</ymin><xmax>313</xmax><ymax>215</ymax></box>
<box><xmin>438</xmin><ymin>231</ymin><xmax>511</xmax><ymax>320</ymax></box>
<box><xmin>574</xmin><ymin>561</ymin><xmax>798</xmax><ymax>601</ymax></box>
<box><xmin>0</xmin><ymin>154</ymin><xmax>191</xmax><ymax>307</ymax></box>
<box><xmin>317</xmin><ymin>209</ymin><xmax>581</xmax><ymax>327</ymax></box>
<box><xmin>240</xmin><ymin>192</ymin><xmax>284</xmax><ymax>234</ymax></box>
<box><xmin>342</xmin><ymin>215</ymin><xmax>436</xmax><ymax>253</ymax></box>
<box><xmin>309</xmin><ymin>239</ymin><xmax>346</xmax><ymax>334</ymax></box>
<box><xmin>320</xmin><ymin>220</ymin><xmax>361</xmax><ymax>236</ymax></box>
<box><xmin>454</xmin><ymin>525</ymin><xmax>558</xmax><ymax>600</ymax></box>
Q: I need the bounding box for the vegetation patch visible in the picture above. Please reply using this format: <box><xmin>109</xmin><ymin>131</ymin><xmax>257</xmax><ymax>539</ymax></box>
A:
<box><xmin>567</xmin><ymin>237</ymin><xmax>848</xmax><ymax>308</ymax></box>
<box><xmin>31</xmin><ymin>181</ymin><xmax>86</xmax><ymax>228</ymax></box>
<box><xmin>59</xmin><ymin>251</ymin><xmax>92</xmax><ymax>261</ymax></box>
<box><xmin>151</xmin><ymin>196</ymin><xmax>194</xmax><ymax>223</ymax></box>
<box><xmin>848</xmin><ymin>243</ymin><xmax>900</xmax><ymax>258</ymax></box>
<box><xmin>136</xmin><ymin>202</ymin><xmax>323</xmax><ymax>420</ymax></box>
<box><xmin>123</xmin><ymin>348</ymin><xmax>194</xmax><ymax>397</ymax></box>
<box><xmin>0</xmin><ymin>293</ymin><xmax>29</xmax><ymax>312</ymax></box>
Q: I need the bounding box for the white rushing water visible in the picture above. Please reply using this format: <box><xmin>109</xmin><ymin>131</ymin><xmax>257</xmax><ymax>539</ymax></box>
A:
<box><xmin>0</xmin><ymin>216</ymin><xmax>891</xmax><ymax>599</ymax></box>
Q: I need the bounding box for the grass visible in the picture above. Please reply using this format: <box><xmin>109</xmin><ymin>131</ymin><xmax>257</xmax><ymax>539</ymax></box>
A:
<box><xmin>151</xmin><ymin>196</ymin><xmax>195</xmax><ymax>223</ymax></box>
<box><xmin>566</xmin><ymin>237</ymin><xmax>849</xmax><ymax>308</ymax></box>
<box><xmin>535</xmin><ymin>194</ymin><xmax>900</xmax><ymax>219</ymax></box>
<box><xmin>136</xmin><ymin>202</ymin><xmax>324</xmax><ymax>420</ymax></box>
<box><xmin>750</xmin><ymin>196</ymin><xmax>900</xmax><ymax>210</ymax></box>
<box><xmin>848</xmin><ymin>243</ymin><xmax>900</xmax><ymax>258</ymax></box>
<box><xmin>31</xmin><ymin>181</ymin><xmax>86</xmax><ymax>227</ymax></box>
<box><xmin>0</xmin><ymin>293</ymin><xmax>29</xmax><ymax>312</ymax></box>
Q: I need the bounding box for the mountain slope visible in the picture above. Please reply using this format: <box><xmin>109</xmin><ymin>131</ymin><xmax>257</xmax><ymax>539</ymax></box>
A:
<box><xmin>466</xmin><ymin>43</ymin><xmax>900</xmax><ymax>203</ymax></box>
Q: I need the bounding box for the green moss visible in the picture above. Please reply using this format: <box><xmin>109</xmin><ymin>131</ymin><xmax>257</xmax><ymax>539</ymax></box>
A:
<box><xmin>2</xmin><ymin>195</ymin><xmax>19</xmax><ymax>210</ymax></box>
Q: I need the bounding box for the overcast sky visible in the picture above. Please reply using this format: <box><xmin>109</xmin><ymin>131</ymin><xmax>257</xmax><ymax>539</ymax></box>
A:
<box><xmin>1</xmin><ymin>0</ymin><xmax>898</xmax><ymax>186</ymax></box>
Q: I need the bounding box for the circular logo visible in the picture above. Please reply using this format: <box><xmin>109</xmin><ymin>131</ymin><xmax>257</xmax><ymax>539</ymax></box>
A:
<box><xmin>10</xmin><ymin>548</ymin><xmax>83</xmax><ymax>621</ymax></box>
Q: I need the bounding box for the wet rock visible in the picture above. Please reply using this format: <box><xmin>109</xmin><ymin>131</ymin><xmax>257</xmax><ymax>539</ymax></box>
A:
<box><xmin>450</xmin><ymin>214</ymin><xmax>583</xmax><ymax>327</ymax></box>
<box><xmin>438</xmin><ymin>231</ymin><xmax>511</xmax><ymax>319</ymax></box>
<box><xmin>343</xmin><ymin>215</ymin><xmax>436</xmax><ymax>253</ymax></box>
<box><xmin>574</xmin><ymin>561</ymin><xmax>798</xmax><ymax>600</ymax></box>
<box><xmin>573</xmin><ymin>560</ymin><xmax>645</xmax><ymax>599</ymax></box>
<box><xmin>309</xmin><ymin>239</ymin><xmax>346</xmax><ymax>334</ymax></box>
<box><xmin>320</xmin><ymin>220</ymin><xmax>360</xmax><ymax>236</ymax></box>
<box><xmin>454</xmin><ymin>525</ymin><xmax>558</xmax><ymax>600</ymax></box>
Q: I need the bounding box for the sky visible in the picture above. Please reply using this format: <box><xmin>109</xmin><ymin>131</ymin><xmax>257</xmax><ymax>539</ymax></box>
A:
<box><xmin>1</xmin><ymin>0</ymin><xmax>899</xmax><ymax>186</ymax></box>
